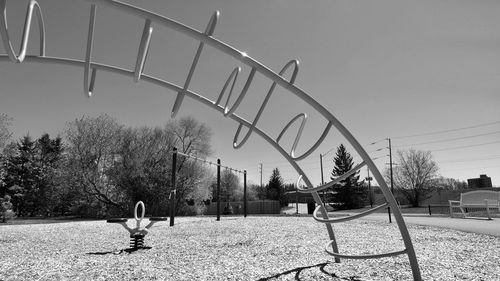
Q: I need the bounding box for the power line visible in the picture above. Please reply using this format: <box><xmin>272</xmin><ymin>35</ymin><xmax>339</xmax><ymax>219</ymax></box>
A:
<box><xmin>439</xmin><ymin>155</ymin><xmax>500</xmax><ymax>163</ymax></box>
<box><xmin>432</xmin><ymin>140</ymin><xmax>500</xmax><ymax>152</ymax></box>
<box><xmin>390</xmin><ymin>120</ymin><xmax>500</xmax><ymax>140</ymax></box>
<box><xmin>395</xmin><ymin>130</ymin><xmax>500</xmax><ymax>147</ymax></box>
<box><xmin>440</xmin><ymin>164</ymin><xmax>500</xmax><ymax>172</ymax></box>
<box><xmin>367</xmin><ymin>138</ymin><xmax>387</xmax><ymax>146</ymax></box>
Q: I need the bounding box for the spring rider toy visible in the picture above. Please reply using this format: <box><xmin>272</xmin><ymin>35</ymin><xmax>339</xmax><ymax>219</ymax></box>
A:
<box><xmin>107</xmin><ymin>201</ymin><xmax>168</xmax><ymax>249</ymax></box>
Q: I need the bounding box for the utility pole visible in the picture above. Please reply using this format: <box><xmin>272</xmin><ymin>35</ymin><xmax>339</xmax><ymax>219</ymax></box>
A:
<box><xmin>259</xmin><ymin>163</ymin><xmax>263</xmax><ymax>188</ymax></box>
<box><xmin>389</xmin><ymin>138</ymin><xmax>394</xmax><ymax>194</ymax></box>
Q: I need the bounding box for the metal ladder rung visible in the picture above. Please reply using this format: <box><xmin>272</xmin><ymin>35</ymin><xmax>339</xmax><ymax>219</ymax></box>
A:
<box><xmin>325</xmin><ymin>241</ymin><xmax>407</xmax><ymax>259</ymax></box>
<box><xmin>313</xmin><ymin>203</ymin><xmax>389</xmax><ymax>223</ymax></box>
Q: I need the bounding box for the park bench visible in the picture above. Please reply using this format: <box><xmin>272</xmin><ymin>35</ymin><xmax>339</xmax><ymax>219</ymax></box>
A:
<box><xmin>449</xmin><ymin>190</ymin><xmax>500</xmax><ymax>220</ymax></box>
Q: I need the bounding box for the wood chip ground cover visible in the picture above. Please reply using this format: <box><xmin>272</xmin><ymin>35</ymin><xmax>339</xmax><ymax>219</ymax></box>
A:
<box><xmin>0</xmin><ymin>216</ymin><xmax>498</xmax><ymax>280</ymax></box>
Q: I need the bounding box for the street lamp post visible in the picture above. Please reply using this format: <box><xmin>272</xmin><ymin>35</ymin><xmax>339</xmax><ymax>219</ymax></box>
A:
<box><xmin>319</xmin><ymin>147</ymin><xmax>335</xmax><ymax>185</ymax></box>
<box><xmin>319</xmin><ymin>147</ymin><xmax>336</xmax><ymax>204</ymax></box>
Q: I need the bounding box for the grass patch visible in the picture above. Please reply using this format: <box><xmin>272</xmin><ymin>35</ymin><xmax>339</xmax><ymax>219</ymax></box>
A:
<box><xmin>0</xmin><ymin>216</ymin><xmax>498</xmax><ymax>280</ymax></box>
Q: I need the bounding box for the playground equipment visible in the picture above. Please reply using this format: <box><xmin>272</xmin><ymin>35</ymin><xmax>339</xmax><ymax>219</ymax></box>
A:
<box><xmin>0</xmin><ymin>1</ymin><xmax>422</xmax><ymax>279</ymax></box>
<box><xmin>107</xmin><ymin>201</ymin><xmax>168</xmax><ymax>249</ymax></box>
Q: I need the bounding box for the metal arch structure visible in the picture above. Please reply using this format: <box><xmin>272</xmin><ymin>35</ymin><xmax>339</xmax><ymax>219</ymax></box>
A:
<box><xmin>0</xmin><ymin>1</ymin><xmax>422</xmax><ymax>280</ymax></box>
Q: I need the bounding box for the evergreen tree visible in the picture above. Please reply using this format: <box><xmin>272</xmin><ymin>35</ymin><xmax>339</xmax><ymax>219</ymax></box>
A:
<box><xmin>2</xmin><ymin>134</ymin><xmax>64</xmax><ymax>216</ymax></box>
<box><xmin>35</xmin><ymin>134</ymin><xmax>64</xmax><ymax>216</ymax></box>
<box><xmin>330</xmin><ymin>144</ymin><xmax>366</xmax><ymax>210</ymax></box>
<box><xmin>3</xmin><ymin>135</ymin><xmax>39</xmax><ymax>216</ymax></box>
<box><xmin>267</xmin><ymin>168</ymin><xmax>287</xmax><ymax>207</ymax></box>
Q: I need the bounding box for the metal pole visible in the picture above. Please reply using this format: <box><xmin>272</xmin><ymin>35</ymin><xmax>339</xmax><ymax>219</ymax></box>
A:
<box><xmin>389</xmin><ymin>138</ymin><xmax>394</xmax><ymax>194</ymax></box>
<box><xmin>388</xmin><ymin>138</ymin><xmax>394</xmax><ymax>223</ymax></box>
<box><xmin>170</xmin><ymin>147</ymin><xmax>177</xmax><ymax>226</ymax></box>
<box><xmin>217</xmin><ymin>158</ymin><xmax>221</xmax><ymax>221</ymax></box>
<box><xmin>296</xmin><ymin>189</ymin><xmax>298</xmax><ymax>214</ymax></box>
<box><xmin>320</xmin><ymin>153</ymin><xmax>324</xmax><ymax>185</ymax></box>
<box><xmin>366</xmin><ymin>168</ymin><xmax>373</xmax><ymax>208</ymax></box>
<box><xmin>243</xmin><ymin>170</ymin><xmax>247</xmax><ymax>218</ymax></box>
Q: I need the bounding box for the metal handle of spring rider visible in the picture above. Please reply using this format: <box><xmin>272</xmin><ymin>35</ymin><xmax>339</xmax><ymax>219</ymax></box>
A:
<box><xmin>106</xmin><ymin>201</ymin><xmax>168</xmax><ymax>248</ymax></box>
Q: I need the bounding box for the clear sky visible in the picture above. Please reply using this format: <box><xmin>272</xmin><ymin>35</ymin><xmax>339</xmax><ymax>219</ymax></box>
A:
<box><xmin>1</xmin><ymin>0</ymin><xmax>499</xmax><ymax>187</ymax></box>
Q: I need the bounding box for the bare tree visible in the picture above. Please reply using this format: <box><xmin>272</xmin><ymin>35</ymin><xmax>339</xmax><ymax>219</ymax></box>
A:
<box><xmin>168</xmin><ymin>117</ymin><xmax>213</xmax><ymax>215</ymax></box>
<box><xmin>110</xmin><ymin>121</ymin><xmax>213</xmax><ymax>216</ymax></box>
<box><xmin>108</xmin><ymin>126</ymin><xmax>174</xmax><ymax>215</ymax></box>
<box><xmin>167</xmin><ymin>116</ymin><xmax>212</xmax><ymax>157</ymax></box>
<box><xmin>213</xmin><ymin>169</ymin><xmax>241</xmax><ymax>202</ymax></box>
<box><xmin>389</xmin><ymin>148</ymin><xmax>439</xmax><ymax>207</ymax></box>
<box><xmin>64</xmin><ymin>114</ymin><xmax>126</xmax><ymax>214</ymax></box>
<box><xmin>433</xmin><ymin>176</ymin><xmax>468</xmax><ymax>190</ymax></box>
<box><xmin>63</xmin><ymin>114</ymin><xmax>213</xmax><ymax>217</ymax></box>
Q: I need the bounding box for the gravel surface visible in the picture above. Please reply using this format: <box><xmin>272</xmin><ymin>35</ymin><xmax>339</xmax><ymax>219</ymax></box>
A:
<box><xmin>0</xmin><ymin>216</ymin><xmax>498</xmax><ymax>280</ymax></box>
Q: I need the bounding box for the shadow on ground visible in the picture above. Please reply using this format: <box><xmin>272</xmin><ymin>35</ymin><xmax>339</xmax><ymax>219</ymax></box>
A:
<box><xmin>86</xmin><ymin>246</ymin><xmax>152</xmax><ymax>255</ymax></box>
<box><xmin>257</xmin><ymin>262</ymin><xmax>364</xmax><ymax>281</ymax></box>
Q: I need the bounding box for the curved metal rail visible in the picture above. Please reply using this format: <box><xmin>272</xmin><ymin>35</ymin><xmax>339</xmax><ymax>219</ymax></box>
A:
<box><xmin>313</xmin><ymin>203</ymin><xmax>389</xmax><ymax>224</ymax></box>
<box><xmin>0</xmin><ymin>1</ymin><xmax>421</xmax><ymax>280</ymax></box>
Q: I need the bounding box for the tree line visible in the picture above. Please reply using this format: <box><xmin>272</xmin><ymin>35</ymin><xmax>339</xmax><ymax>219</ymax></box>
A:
<box><xmin>0</xmin><ymin>113</ymin><xmax>297</xmax><ymax>220</ymax></box>
<box><xmin>0</xmin><ymin>114</ymin><xmax>237</xmax><ymax>218</ymax></box>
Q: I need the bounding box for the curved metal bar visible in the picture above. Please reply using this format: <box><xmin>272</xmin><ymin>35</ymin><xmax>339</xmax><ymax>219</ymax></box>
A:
<box><xmin>215</xmin><ymin>67</ymin><xmax>239</xmax><ymax>106</ymax></box>
<box><xmin>297</xmin><ymin>161</ymin><xmax>366</xmax><ymax>193</ymax></box>
<box><xmin>276</xmin><ymin>113</ymin><xmax>306</xmax><ymax>151</ymax></box>
<box><xmin>233</xmin><ymin>60</ymin><xmax>299</xmax><ymax>149</ymax></box>
<box><xmin>171</xmin><ymin>11</ymin><xmax>219</xmax><ymax>118</ymax></box>
<box><xmin>325</xmin><ymin>241</ymin><xmax>407</xmax><ymax>259</ymax></box>
<box><xmin>134</xmin><ymin>19</ymin><xmax>153</xmax><ymax>82</ymax></box>
<box><xmin>313</xmin><ymin>203</ymin><xmax>388</xmax><ymax>224</ymax></box>
<box><xmin>134</xmin><ymin>201</ymin><xmax>145</xmax><ymax>229</ymax></box>
<box><xmin>0</xmin><ymin>0</ymin><xmax>45</xmax><ymax>63</ymax></box>
<box><xmin>223</xmin><ymin>66</ymin><xmax>256</xmax><ymax>117</ymax></box>
<box><xmin>83</xmin><ymin>4</ymin><xmax>97</xmax><ymax>97</ymax></box>
<box><xmin>291</xmin><ymin>121</ymin><xmax>332</xmax><ymax>161</ymax></box>
<box><xmin>134</xmin><ymin>201</ymin><xmax>145</xmax><ymax>221</ymax></box>
<box><xmin>214</xmin><ymin>64</ymin><xmax>256</xmax><ymax>118</ymax></box>
<box><xmin>276</xmin><ymin>114</ymin><xmax>333</xmax><ymax>161</ymax></box>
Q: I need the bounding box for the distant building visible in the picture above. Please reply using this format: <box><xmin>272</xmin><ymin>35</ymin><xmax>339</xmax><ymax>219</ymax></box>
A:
<box><xmin>467</xmin><ymin>174</ymin><xmax>492</xmax><ymax>188</ymax></box>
